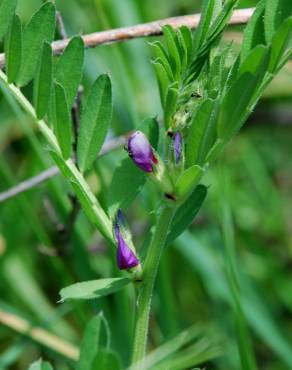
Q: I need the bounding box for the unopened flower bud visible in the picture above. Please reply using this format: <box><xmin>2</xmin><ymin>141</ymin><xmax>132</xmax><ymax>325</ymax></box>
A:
<box><xmin>173</xmin><ymin>131</ymin><xmax>182</xmax><ymax>164</ymax></box>
<box><xmin>114</xmin><ymin>210</ymin><xmax>139</xmax><ymax>270</ymax></box>
<box><xmin>127</xmin><ymin>131</ymin><xmax>158</xmax><ymax>173</ymax></box>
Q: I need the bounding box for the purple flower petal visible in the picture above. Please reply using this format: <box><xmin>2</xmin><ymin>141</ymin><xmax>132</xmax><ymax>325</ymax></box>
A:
<box><xmin>173</xmin><ymin>131</ymin><xmax>182</xmax><ymax>164</ymax></box>
<box><xmin>116</xmin><ymin>233</ymin><xmax>139</xmax><ymax>270</ymax></box>
<box><xmin>127</xmin><ymin>131</ymin><xmax>157</xmax><ymax>173</ymax></box>
<box><xmin>114</xmin><ymin>210</ymin><xmax>139</xmax><ymax>270</ymax></box>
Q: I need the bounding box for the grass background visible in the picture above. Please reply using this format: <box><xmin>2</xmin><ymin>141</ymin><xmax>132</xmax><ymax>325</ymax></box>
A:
<box><xmin>0</xmin><ymin>0</ymin><xmax>292</xmax><ymax>369</ymax></box>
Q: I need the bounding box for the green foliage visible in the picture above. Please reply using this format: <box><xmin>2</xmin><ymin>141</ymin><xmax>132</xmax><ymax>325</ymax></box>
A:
<box><xmin>4</xmin><ymin>14</ymin><xmax>22</xmax><ymax>84</ymax></box>
<box><xmin>59</xmin><ymin>278</ymin><xmax>131</xmax><ymax>301</ymax></box>
<box><xmin>77</xmin><ymin>74</ymin><xmax>112</xmax><ymax>172</ymax></box>
<box><xmin>0</xmin><ymin>0</ymin><xmax>17</xmax><ymax>40</ymax></box>
<box><xmin>108</xmin><ymin>158</ymin><xmax>146</xmax><ymax>216</ymax></box>
<box><xmin>0</xmin><ymin>0</ymin><xmax>292</xmax><ymax>369</ymax></box>
<box><xmin>33</xmin><ymin>42</ymin><xmax>53</xmax><ymax>119</ymax></box>
<box><xmin>53</xmin><ymin>82</ymin><xmax>72</xmax><ymax>159</ymax></box>
<box><xmin>175</xmin><ymin>164</ymin><xmax>204</xmax><ymax>199</ymax></box>
<box><xmin>186</xmin><ymin>98</ymin><xmax>217</xmax><ymax>167</ymax></box>
<box><xmin>55</xmin><ymin>36</ymin><xmax>84</xmax><ymax>109</ymax></box>
<box><xmin>166</xmin><ymin>185</ymin><xmax>207</xmax><ymax>245</ymax></box>
<box><xmin>77</xmin><ymin>315</ymin><xmax>102</xmax><ymax>370</ymax></box>
<box><xmin>265</xmin><ymin>0</ymin><xmax>292</xmax><ymax>43</ymax></box>
<box><xmin>17</xmin><ymin>2</ymin><xmax>56</xmax><ymax>87</ymax></box>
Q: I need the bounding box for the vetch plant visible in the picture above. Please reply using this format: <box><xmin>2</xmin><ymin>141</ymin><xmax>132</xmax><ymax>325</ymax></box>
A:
<box><xmin>0</xmin><ymin>0</ymin><xmax>291</xmax><ymax>369</ymax></box>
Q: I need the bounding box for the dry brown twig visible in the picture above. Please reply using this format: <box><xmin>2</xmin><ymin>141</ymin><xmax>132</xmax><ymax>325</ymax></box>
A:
<box><xmin>0</xmin><ymin>8</ymin><xmax>255</xmax><ymax>203</ymax></box>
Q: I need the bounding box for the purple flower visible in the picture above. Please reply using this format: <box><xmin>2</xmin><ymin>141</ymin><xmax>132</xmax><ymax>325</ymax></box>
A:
<box><xmin>127</xmin><ymin>131</ymin><xmax>158</xmax><ymax>173</ymax></box>
<box><xmin>173</xmin><ymin>131</ymin><xmax>182</xmax><ymax>164</ymax></box>
<box><xmin>114</xmin><ymin>211</ymin><xmax>139</xmax><ymax>270</ymax></box>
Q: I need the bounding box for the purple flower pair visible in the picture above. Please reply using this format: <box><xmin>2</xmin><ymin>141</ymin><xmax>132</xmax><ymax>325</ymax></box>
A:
<box><xmin>127</xmin><ymin>130</ymin><xmax>182</xmax><ymax>172</ymax></box>
<box><xmin>114</xmin><ymin>210</ymin><xmax>139</xmax><ymax>270</ymax></box>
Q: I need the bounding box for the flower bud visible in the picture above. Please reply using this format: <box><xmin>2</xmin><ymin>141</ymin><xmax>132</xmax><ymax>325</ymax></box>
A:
<box><xmin>127</xmin><ymin>131</ymin><xmax>158</xmax><ymax>173</ymax></box>
<box><xmin>173</xmin><ymin>131</ymin><xmax>182</xmax><ymax>164</ymax></box>
<box><xmin>114</xmin><ymin>210</ymin><xmax>139</xmax><ymax>270</ymax></box>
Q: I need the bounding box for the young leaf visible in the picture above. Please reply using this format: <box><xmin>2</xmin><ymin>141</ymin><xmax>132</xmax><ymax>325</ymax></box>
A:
<box><xmin>164</xmin><ymin>83</ymin><xmax>178</xmax><ymax>129</ymax></box>
<box><xmin>59</xmin><ymin>278</ymin><xmax>131</xmax><ymax>301</ymax></box>
<box><xmin>217</xmin><ymin>72</ymin><xmax>259</xmax><ymax>142</ymax></box>
<box><xmin>152</xmin><ymin>59</ymin><xmax>170</xmax><ymax>108</ymax></box>
<box><xmin>0</xmin><ymin>0</ymin><xmax>17</xmax><ymax>40</ymax></box>
<box><xmin>240</xmin><ymin>0</ymin><xmax>266</xmax><ymax>62</ymax></box>
<box><xmin>162</xmin><ymin>25</ymin><xmax>181</xmax><ymax>80</ymax></box>
<box><xmin>33</xmin><ymin>42</ymin><xmax>53</xmax><ymax>119</ymax></box>
<box><xmin>265</xmin><ymin>0</ymin><xmax>292</xmax><ymax>43</ymax></box>
<box><xmin>77</xmin><ymin>315</ymin><xmax>102</xmax><ymax>370</ymax></box>
<box><xmin>28</xmin><ymin>359</ymin><xmax>53</xmax><ymax>370</ymax></box>
<box><xmin>176</xmin><ymin>165</ymin><xmax>204</xmax><ymax>199</ymax></box>
<box><xmin>165</xmin><ymin>185</ymin><xmax>207</xmax><ymax>246</ymax></box>
<box><xmin>5</xmin><ymin>14</ymin><xmax>22</xmax><ymax>84</ymax></box>
<box><xmin>54</xmin><ymin>83</ymin><xmax>72</xmax><ymax>159</ymax></box>
<box><xmin>239</xmin><ymin>45</ymin><xmax>268</xmax><ymax>77</ymax></box>
<box><xmin>193</xmin><ymin>0</ymin><xmax>217</xmax><ymax>52</ymax></box>
<box><xmin>77</xmin><ymin>74</ymin><xmax>112</xmax><ymax>172</ymax></box>
<box><xmin>268</xmin><ymin>17</ymin><xmax>292</xmax><ymax>73</ymax></box>
<box><xmin>55</xmin><ymin>36</ymin><xmax>84</xmax><ymax>108</ymax></box>
<box><xmin>150</xmin><ymin>41</ymin><xmax>174</xmax><ymax>80</ymax></box>
<box><xmin>186</xmin><ymin>99</ymin><xmax>217</xmax><ymax>167</ymax></box>
<box><xmin>17</xmin><ymin>2</ymin><xmax>56</xmax><ymax>87</ymax></box>
<box><xmin>178</xmin><ymin>26</ymin><xmax>193</xmax><ymax>65</ymax></box>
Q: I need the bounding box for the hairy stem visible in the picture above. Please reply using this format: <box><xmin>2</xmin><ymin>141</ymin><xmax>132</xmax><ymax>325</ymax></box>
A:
<box><xmin>0</xmin><ymin>69</ymin><xmax>114</xmax><ymax>245</ymax></box>
<box><xmin>131</xmin><ymin>205</ymin><xmax>176</xmax><ymax>365</ymax></box>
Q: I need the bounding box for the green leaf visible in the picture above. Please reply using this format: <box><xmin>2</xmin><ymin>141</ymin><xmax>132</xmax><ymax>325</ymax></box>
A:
<box><xmin>265</xmin><ymin>0</ymin><xmax>292</xmax><ymax>43</ymax></box>
<box><xmin>166</xmin><ymin>185</ymin><xmax>207</xmax><ymax>246</ymax></box>
<box><xmin>4</xmin><ymin>14</ymin><xmax>22</xmax><ymax>84</ymax></box>
<box><xmin>176</xmin><ymin>165</ymin><xmax>204</xmax><ymax>199</ymax></box>
<box><xmin>33</xmin><ymin>42</ymin><xmax>53</xmax><ymax>119</ymax></box>
<box><xmin>108</xmin><ymin>158</ymin><xmax>146</xmax><ymax>216</ymax></box>
<box><xmin>164</xmin><ymin>84</ymin><xmax>178</xmax><ymax>129</ymax></box>
<box><xmin>0</xmin><ymin>0</ymin><xmax>17</xmax><ymax>40</ymax></box>
<box><xmin>240</xmin><ymin>0</ymin><xmax>266</xmax><ymax>62</ymax></box>
<box><xmin>186</xmin><ymin>99</ymin><xmax>217</xmax><ymax>167</ymax></box>
<box><xmin>152</xmin><ymin>59</ymin><xmax>170</xmax><ymax>108</ymax></box>
<box><xmin>217</xmin><ymin>72</ymin><xmax>259</xmax><ymax>141</ymax></box>
<box><xmin>239</xmin><ymin>45</ymin><xmax>268</xmax><ymax>76</ymax></box>
<box><xmin>93</xmin><ymin>349</ymin><xmax>121</xmax><ymax>370</ymax></box>
<box><xmin>55</xmin><ymin>36</ymin><xmax>84</xmax><ymax>108</ymax></box>
<box><xmin>54</xmin><ymin>83</ymin><xmax>72</xmax><ymax>159</ymax></box>
<box><xmin>268</xmin><ymin>17</ymin><xmax>292</xmax><ymax>73</ymax></box>
<box><xmin>193</xmin><ymin>0</ymin><xmax>218</xmax><ymax>52</ymax></box>
<box><xmin>77</xmin><ymin>74</ymin><xmax>112</xmax><ymax>172</ymax></box>
<box><xmin>77</xmin><ymin>315</ymin><xmax>102</xmax><ymax>370</ymax></box>
<box><xmin>150</xmin><ymin>41</ymin><xmax>174</xmax><ymax>80</ymax></box>
<box><xmin>177</xmin><ymin>26</ymin><xmax>193</xmax><ymax>65</ymax></box>
<box><xmin>59</xmin><ymin>277</ymin><xmax>131</xmax><ymax>301</ymax></box>
<box><xmin>28</xmin><ymin>359</ymin><xmax>53</xmax><ymax>370</ymax></box>
<box><xmin>162</xmin><ymin>25</ymin><xmax>181</xmax><ymax>80</ymax></box>
<box><xmin>17</xmin><ymin>2</ymin><xmax>56</xmax><ymax>87</ymax></box>
<box><xmin>139</xmin><ymin>116</ymin><xmax>160</xmax><ymax>150</ymax></box>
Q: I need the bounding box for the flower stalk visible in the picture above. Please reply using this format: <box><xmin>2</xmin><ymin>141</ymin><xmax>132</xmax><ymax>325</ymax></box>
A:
<box><xmin>131</xmin><ymin>205</ymin><xmax>176</xmax><ymax>365</ymax></box>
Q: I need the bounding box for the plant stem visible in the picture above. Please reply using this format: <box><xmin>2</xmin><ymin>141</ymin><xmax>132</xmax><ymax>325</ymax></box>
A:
<box><xmin>131</xmin><ymin>205</ymin><xmax>176</xmax><ymax>365</ymax></box>
<box><xmin>0</xmin><ymin>69</ymin><xmax>114</xmax><ymax>245</ymax></box>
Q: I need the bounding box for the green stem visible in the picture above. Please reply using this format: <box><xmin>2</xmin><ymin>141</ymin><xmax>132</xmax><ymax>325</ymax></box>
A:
<box><xmin>131</xmin><ymin>205</ymin><xmax>176</xmax><ymax>365</ymax></box>
<box><xmin>0</xmin><ymin>69</ymin><xmax>114</xmax><ymax>245</ymax></box>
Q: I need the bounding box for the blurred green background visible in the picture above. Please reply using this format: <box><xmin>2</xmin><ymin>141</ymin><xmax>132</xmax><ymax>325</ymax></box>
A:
<box><xmin>1</xmin><ymin>0</ymin><xmax>292</xmax><ymax>369</ymax></box>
